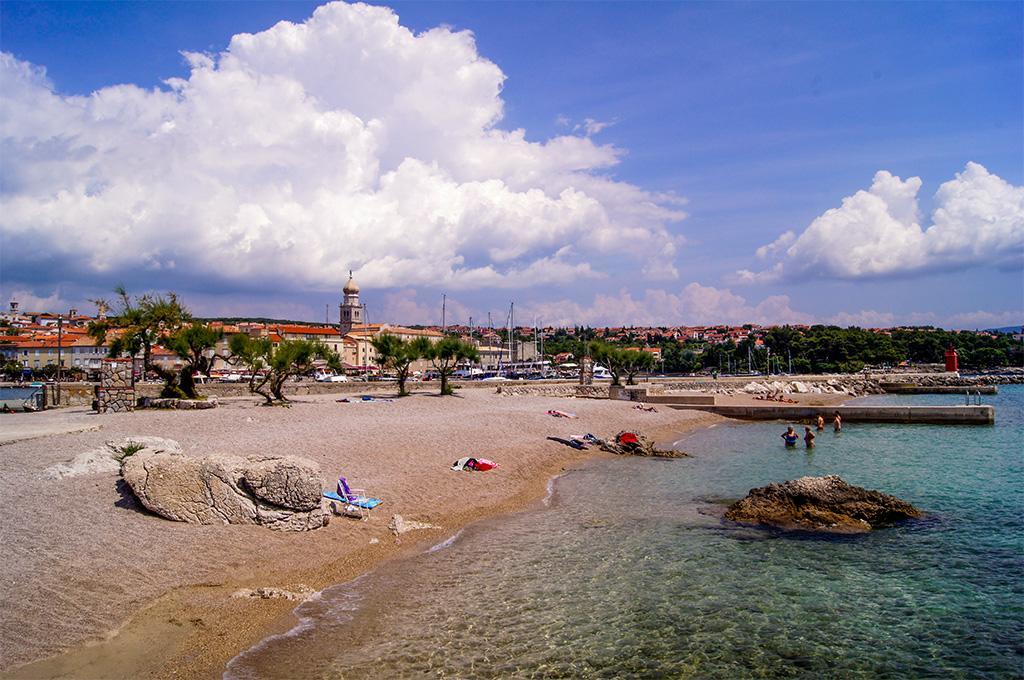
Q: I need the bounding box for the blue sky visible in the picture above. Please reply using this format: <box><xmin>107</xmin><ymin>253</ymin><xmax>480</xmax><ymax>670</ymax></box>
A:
<box><xmin>1</xmin><ymin>1</ymin><xmax>1021</xmax><ymax>328</ymax></box>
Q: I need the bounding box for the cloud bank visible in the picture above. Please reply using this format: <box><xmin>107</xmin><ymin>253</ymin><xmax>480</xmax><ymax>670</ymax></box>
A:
<box><xmin>0</xmin><ymin>2</ymin><xmax>684</xmax><ymax>297</ymax></box>
<box><xmin>736</xmin><ymin>162</ymin><xmax>1024</xmax><ymax>283</ymax></box>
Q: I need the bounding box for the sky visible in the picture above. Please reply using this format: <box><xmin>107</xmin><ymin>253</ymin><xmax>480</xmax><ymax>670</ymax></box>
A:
<box><xmin>1</xmin><ymin>1</ymin><xmax>1021</xmax><ymax>329</ymax></box>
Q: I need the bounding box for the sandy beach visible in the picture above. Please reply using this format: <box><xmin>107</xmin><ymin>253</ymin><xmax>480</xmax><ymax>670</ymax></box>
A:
<box><xmin>0</xmin><ymin>387</ymin><xmax>732</xmax><ymax>679</ymax></box>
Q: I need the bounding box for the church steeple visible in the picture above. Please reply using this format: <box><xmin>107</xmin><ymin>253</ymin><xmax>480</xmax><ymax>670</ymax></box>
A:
<box><xmin>339</xmin><ymin>271</ymin><xmax>363</xmax><ymax>333</ymax></box>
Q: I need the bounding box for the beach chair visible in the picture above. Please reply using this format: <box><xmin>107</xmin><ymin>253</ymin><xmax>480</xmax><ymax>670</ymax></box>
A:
<box><xmin>324</xmin><ymin>476</ymin><xmax>383</xmax><ymax>520</ymax></box>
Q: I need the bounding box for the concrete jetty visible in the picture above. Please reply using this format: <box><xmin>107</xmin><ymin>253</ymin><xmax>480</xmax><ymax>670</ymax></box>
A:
<box><xmin>664</xmin><ymin>403</ymin><xmax>995</xmax><ymax>425</ymax></box>
<box><xmin>879</xmin><ymin>383</ymin><xmax>998</xmax><ymax>395</ymax></box>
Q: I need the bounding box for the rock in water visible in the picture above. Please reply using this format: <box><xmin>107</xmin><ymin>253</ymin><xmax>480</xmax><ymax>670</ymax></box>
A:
<box><xmin>724</xmin><ymin>475</ymin><xmax>921</xmax><ymax>533</ymax></box>
<box><xmin>121</xmin><ymin>450</ymin><xmax>328</xmax><ymax>531</ymax></box>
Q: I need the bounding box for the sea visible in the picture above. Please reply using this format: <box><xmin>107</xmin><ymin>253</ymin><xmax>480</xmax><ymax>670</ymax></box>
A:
<box><xmin>226</xmin><ymin>386</ymin><xmax>1023</xmax><ymax>679</ymax></box>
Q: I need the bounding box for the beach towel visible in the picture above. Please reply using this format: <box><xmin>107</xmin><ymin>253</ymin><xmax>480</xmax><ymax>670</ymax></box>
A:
<box><xmin>616</xmin><ymin>432</ymin><xmax>640</xmax><ymax>446</ymax></box>
<box><xmin>451</xmin><ymin>457</ymin><xmax>499</xmax><ymax>471</ymax></box>
<box><xmin>547</xmin><ymin>410</ymin><xmax>577</xmax><ymax>419</ymax></box>
<box><xmin>469</xmin><ymin>458</ymin><xmax>498</xmax><ymax>471</ymax></box>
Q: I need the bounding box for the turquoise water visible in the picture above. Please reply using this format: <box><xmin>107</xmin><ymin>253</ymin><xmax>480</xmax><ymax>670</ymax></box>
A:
<box><xmin>228</xmin><ymin>387</ymin><xmax>1024</xmax><ymax>679</ymax></box>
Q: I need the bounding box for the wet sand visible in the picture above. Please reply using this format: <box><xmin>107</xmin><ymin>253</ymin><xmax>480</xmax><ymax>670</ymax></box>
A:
<box><xmin>0</xmin><ymin>389</ymin><xmax>720</xmax><ymax>679</ymax></box>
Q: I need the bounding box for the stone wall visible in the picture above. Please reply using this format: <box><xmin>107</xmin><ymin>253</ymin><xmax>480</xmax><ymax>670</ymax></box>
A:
<box><xmin>96</xmin><ymin>359</ymin><xmax>135</xmax><ymax>412</ymax></box>
<box><xmin>496</xmin><ymin>384</ymin><xmax>607</xmax><ymax>398</ymax></box>
<box><xmin>43</xmin><ymin>383</ymin><xmax>95</xmax><ymax>408</ymax></box>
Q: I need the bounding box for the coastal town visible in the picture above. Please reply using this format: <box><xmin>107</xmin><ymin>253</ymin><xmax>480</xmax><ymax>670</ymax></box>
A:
<box><xmin>2</xmin><ymin>274</ymin><xmax>1020</xmax><ymax>386</ymax></box>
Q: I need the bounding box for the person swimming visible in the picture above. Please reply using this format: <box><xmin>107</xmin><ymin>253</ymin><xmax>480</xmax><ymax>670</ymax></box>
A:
<box><xmin>804</xmin><ymin>426</ymin><xmax>816</xmax><ymax>448</ymax></box>
<box><xmin>833</xmin><ymin>411</ymin><xmax>842</xmax><ymax>432</ymax></box>
<box><xmin>816</xmin><ymin>415</ymin><xmax>825</xmax><ymax>431</ymax></box>
<box><xmin>781</xmin><ymin>426</ymin><xmax>798</xmax><ymax>447</ymax></box>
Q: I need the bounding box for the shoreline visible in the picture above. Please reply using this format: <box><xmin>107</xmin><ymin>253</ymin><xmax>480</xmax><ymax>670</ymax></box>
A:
<box><xmin>1</xmin><ymin>391</ymin><xmax>722</xmax><ymax>680</ymax></box>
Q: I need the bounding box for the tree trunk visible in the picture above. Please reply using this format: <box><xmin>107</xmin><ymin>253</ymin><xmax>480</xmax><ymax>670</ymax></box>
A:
<box><xmin>252</xmin><ymin>375</ymin><xmax>274</xmax><ymax>405</ymax></box>
<box><xmin>179</xmin><ymin>367</ymin><xmax>199</xmax><ymax>399</ymax></box>
<box><xmin>396</xmin><ymin>366</ymin><xmax>409</xmax><ymax>397</ymax></box>
<box><xmin>271</xmin><ymin>374</ymin><xmax>289</xmax><ymax>402</ymax></box>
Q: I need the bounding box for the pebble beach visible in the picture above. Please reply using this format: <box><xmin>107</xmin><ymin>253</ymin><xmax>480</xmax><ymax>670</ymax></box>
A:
<box><xmin>0</xmin><ymin>388</ymin><xmax>722</xmax><ymax>679</ymax></box>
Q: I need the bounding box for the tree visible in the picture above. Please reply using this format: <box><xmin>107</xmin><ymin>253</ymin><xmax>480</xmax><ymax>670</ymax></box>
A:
<box><xmin>161</xmin><ymin>323</ymin><xmax>224</xmax><ymax>399</ymax></box>
<box><xmin>371</xmin><ymin>333</ymin><xmax>422</xmax><ymax>397</ymax></box>
<box><xmin>590</xmin><ymin>342</ymin><xmax>654</xmax><ymax>385</ymax></box>
<box><xmin>3</xmin><ymin>360</ymin><xmax>25</xmax><ymax>380</ymax></box>
<box><xmin>228</xmin><ymin>334</ymin><xmax>340</xmax><ymax>405</ymax></box>
<box><xmin>620</xmin><ymin>348</ymin><xmax>657</xmax><ymax>385</ymax></box>
<box><xmin>418</xmin><ymin>336</ymin><xmax>479</xmax><ymax>395</ymax></box>
<box><xmin>89</xmin><ymin>287</ymin><xmax>190</xmax><ymax>398</ymax></box>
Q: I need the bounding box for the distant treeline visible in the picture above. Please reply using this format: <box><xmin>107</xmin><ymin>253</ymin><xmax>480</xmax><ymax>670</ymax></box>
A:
<box><xmin>539</xmin><ymin>326</ymin><xmax>1022</xmax><ymax>374</ymax></box>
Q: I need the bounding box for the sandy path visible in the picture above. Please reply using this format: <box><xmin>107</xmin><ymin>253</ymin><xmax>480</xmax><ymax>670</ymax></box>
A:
<box><xmin>0</xmin><ymin>389</ymin><xmax>718</xmax><ymax>679</ymax></box>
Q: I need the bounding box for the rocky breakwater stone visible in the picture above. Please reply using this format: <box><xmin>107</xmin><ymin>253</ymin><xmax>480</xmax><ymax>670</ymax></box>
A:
<box><xmin>122</xmin><ymin>450</ymin><xmax>328</xmax><ymax>531</ymax></box>
<box><xmin>725</xmin><ymin>475</ymin><xmax>921</xmax><ymax>534</ymax></box>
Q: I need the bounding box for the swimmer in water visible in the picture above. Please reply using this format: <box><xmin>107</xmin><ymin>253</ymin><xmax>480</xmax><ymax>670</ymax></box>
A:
<box><xmin>816</xmin><ymin>415</ymin><xmax>825</xmax><ymax>431</ymax></box>
<box><xmin>833</xmin><ymin>411</ymin><xmax>842</xmax><ymax>432</ymax></box>
<box><xmin>781</xmin><ymin>426</ymin><xmax>798</xmax><ymax>447</ymax></box>
<box><xmin>804</xmin><ymin>426</ymin><xmax>815</xmax><ymax>448</ymax></box>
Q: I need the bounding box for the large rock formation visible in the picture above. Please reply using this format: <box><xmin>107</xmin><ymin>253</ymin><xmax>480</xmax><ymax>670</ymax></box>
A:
<box><xmin>121</xmin><ymin>450</ymin><xmax>328</xmax><ymax>531</ymax></box>
<box><xmin>45</xmin><ymin>436</ymin><xmax>182</xmax><ymax>479</ymax></box>
<box><xmin>725</xmin><ymin>475</ymin><xmax>921</xmax><ymax>533</ymax></box>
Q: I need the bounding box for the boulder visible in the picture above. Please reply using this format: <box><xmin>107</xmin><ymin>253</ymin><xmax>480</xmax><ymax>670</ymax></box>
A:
<box><xmin>45</xmin><ymin>436</ymin><xmax>182</xmax><ymax>479</ymax></box>
<box><xmin>725</xmin><ymin>475</ymin><xmax>921</xmax><ymax>534</ymax></box>
<box><xmin>121</xmin><ymin>450</ymin><xmax>328</xmax><ymax>531</ymax></box>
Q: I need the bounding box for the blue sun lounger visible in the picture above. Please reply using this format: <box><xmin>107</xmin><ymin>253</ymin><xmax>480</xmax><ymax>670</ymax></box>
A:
<box><xmin>324</xmin><ymin>477</ymin><xmax>383</xmax><ymax>519</ymax></box>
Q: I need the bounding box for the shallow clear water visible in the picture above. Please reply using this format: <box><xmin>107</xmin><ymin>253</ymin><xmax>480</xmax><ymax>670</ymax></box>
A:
<box><xmin>228</xmin><ymin>387</ymin><xmax>1024</xmax><ymax>679</ymax></box>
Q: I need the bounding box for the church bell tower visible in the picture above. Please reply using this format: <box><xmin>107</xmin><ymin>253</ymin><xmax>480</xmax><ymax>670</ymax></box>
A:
<box><xmin>339</xmin><ymin>271</ymin><xmax>364</xmax><ymax>333</ymax></box>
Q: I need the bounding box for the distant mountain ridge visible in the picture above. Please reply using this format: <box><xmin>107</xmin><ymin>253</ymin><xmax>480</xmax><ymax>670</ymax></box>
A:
<box><xmin>985</xmin><ymin>326</ymin><xmax>1023</xmax><ymax>334</ymax></box>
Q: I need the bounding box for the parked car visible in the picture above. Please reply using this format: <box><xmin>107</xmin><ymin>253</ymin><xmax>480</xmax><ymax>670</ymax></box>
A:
<box><xmin>313</xmin><ymin>369</ymin><xmax>349</xmax><ymax>382</ymax></box>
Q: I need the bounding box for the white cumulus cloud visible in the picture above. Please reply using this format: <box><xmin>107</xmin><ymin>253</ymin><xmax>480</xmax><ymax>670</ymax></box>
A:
<box><xmin>519</xmin><ymin>283</ymin><xmax>812</xmax><ymax>327</ymax></box>
<box><xmin>736</xmin><ymin>162</ymin><xmax>1024</xmax><ymax>283</ymax></box>
<box><xmin>0</xmin><ymin>1</ymin><xmax>684</xmax><ymax>298</ymax></box>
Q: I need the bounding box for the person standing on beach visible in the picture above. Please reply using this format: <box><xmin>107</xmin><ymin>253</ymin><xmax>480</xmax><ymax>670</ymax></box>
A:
<box><xmin>816</xmin><ymin>415</ymin><xmax>825</xmax><ymax>431</ymax></box>
<box><xmin>833</xmin><ymin>412</ymin><xmax>842</xmax><ymax>432</ymax></box>
<box><xmin>804</xmin><ymin>427</ymin><xmax>815</xmax><ymax>448</ymax></box>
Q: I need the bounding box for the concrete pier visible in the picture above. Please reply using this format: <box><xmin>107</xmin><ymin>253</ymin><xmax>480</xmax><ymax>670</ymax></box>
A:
<box><xmin>879</xmin><ymin>383</ymin><xmax>998</xmax><ymax>395</ymax></box>
<box><xmin>665</xmin><ymin>403</ymin><xmax>995</xmax><ymax>425</ymax></box>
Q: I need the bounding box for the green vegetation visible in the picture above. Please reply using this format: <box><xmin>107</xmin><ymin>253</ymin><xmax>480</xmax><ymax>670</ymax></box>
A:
<box><xmin>2</xmin><ymin>360</ymin><xmax>23</xmax><ymax>380</ymax></box>
<box><xmin>113</xmin><ymin>441</ymin><xmax>147</xmax><ymax>463</ymax></box>
<box><xmin>590</xmin><ymin>342</ymin><xmax>656</xmax><ymax>385</ymax></box>
<box><xmin>418</xmin><ymin>336</ymin><xmax>479</xmax><ymax>395</ymax></box>
<box><xmin>89</xmin><ymin>288</ymin><xmax>227</xmax><ymax>399</ymax></box>
<box><xmin>228</xmin><ymin>334</ymin><xmax>341</xmax><ymax>405</ymax></box>
<box><xmin>543</xmin><ymin>325</ymin><xmax>1020</xmax><ymax>375</ymax></box>
<box><xmin>89</xmin><ymin>287</ymin><xmax>193</xmax><ymax>398</ymax></box>
<box><xmin>371</xmin><ymin>333</ymin><xmax>420</xmax><ymax>397</ymax></box>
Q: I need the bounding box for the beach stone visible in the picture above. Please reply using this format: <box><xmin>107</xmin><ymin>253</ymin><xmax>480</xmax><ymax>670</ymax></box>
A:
<box><xmin>388</xmin><ymin>514</ymin><xmax>439</xmax><ymax>535</ymax></box>
<box><xmin>44</xmin><ymin>436</ymin><xmax>182</xmax><ymax>479</ymax></box>
<box><xmin>598</xmin><ymin>432</ymin><xmax>689</xmax><ymax>458</ymax></box>
<box><xmin>725</xmin><ymin>475</ymin><xmax>922</xmax><ymax>534</ymax></box>
<box><xmin>231</xmin><ymin>586</ymin><xmax>315</xmax><ymax>602</ymax></box>
<box><xmin>121</xmin><ymin>450</ymin><xmax>328</xmax><ymax>531</ymax></box>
